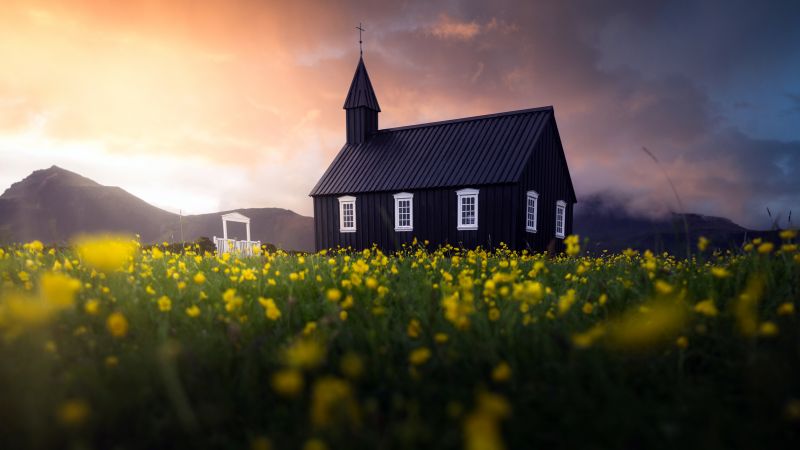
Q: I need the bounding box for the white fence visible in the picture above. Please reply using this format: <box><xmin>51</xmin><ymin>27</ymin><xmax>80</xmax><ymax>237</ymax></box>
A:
<box><xmin>213</xmin><ymin>236</ymin><xmax>262</xmax><ymax>257</ymax></box>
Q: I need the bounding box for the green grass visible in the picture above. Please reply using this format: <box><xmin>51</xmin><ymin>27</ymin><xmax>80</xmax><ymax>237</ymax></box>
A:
<box><xmin>0</xmin><ymin>241</ymin><xmax>799</xmax><ymax>449</ymax></box>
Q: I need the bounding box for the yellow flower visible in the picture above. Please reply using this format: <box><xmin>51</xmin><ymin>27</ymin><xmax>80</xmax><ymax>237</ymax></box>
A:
<box><xmin>582</xmin><ymin>302</ymin><xmax>594</xmax><ymax>314</ymax></box>
<box><xmin>654</xmin><ymin>280</ymin><xmax>674</xmax><ymax>295</ymax></box>
<box><xmin>325</xmin><ymin>288</ymin><xmax>342</xmax><ymax>302</ymax></box>
<box><xmin>710</xmin><ymin>267</ymin><xmax>730</xmax><ymax>278</ymax></box>
<box><xmin>693</xmin><ymin>299</ymin><xmax>718</xmax><ymax>317</ymax></box>
<box><xmin>409</xmin><ymin>347</ymin><xmax>432</xmax><ymax>366</ymax></box>
<box><xmin>303</xmin><ymin>321</ymin><xmax>317</xmax><ymax>335</ymax></box>
<box><xmin>607</xmin><ymin>300</ymin><xmax>687</xmax><ymax>351</ymax></box>
<box><xmin>676</xmin><ymin>336</ymin><xmax>688</xmax><ymax>349</ymax></box>
<box><xmin>759</xmin><ymin>321</ymin><xmax>778</xmax><ymax>337</ymax></box>
<box><xmin>777</xmin><ymin>302</ymin><xmax>795</xmax><ymax>316</ymax></box>
<box><xmin>340</xmin><ymin>352</ymin><xmax>364</xmax><ymax>379</ymax></box>
<box><xmin>310</xmin><ymin>376</ymin><xmax>359</xmax><ymax>429</ymax></box>
<box><xmin>106</xmin><ymin>312</ymin><xmax>129</xmax><ymax>338</ymax></box>
<box><xmin>258</xmin><ymin>297</ymin><xmax>282</xmax><ymax>320</ymax></box>
<box><xmin>105</xmin><ymin>356</ymin><xmax>119</xmax><ymax>368</ymax></box>
<box><xmin>222</xmin><ymin>288</ymin><xmax>243</xmax><ymax>312</ymax></box>
<box><xmin>572</xmin><ymin>324</ymin><xmax>606</xmax><ymax>349</ymax></box>
<box><xmin>185</xmin><ymin>305</ymin><xmax>201</xmax><ymax>318</ymax></box>
<box><xmin>779</xmin><ymin>229</ymin><xmax>797</xmax><ymax>240</ymax></box>
<box><xmin>407</xmin><ymin>319</ymin><xmax>422</xmax><ymax>338</ymax></box>
<box><xmin>271</xmin><ymin>369</ymin><xmax>304</xmax><ymax>397</ymax></box>
<box><xmin>157</xmin><ymin>295</ymin><xmax>172</xmax><ymax>312</ymax></box>
<box><xmin>151</xmin><ymin>247</ymin><xmax>164</xmax><ymax>259</ymax></box>
<box><xmin>491</xmin><ymin>362</ymin><xmax>512</xmax><ymax>382</ymax></box>
<box><xmin>56</xmin><ymin>399</ymin><xmax>90</xmax><ymax>427</ymax></box>
<box><xmin>697</xmin><ymin>236</ymin><xmax>710</xmax><ymax>252</ymax></box>
<box><xmin>40</xmin><ymin>272</ymin><xmax>81</xmax><ymax>308</ymax></box>
<box><xmin>734</xmin><ymin>276</ymin><xmax>764</xmax><ymax>336</ymax></box>
<box><xmin>757</xmin><ymin>242</ymin><xmax>774</xmax><ymax>254</ymax></box>
<box><xmin>284</xmin><ymin>339</ymin><xmax>325</xmax><ymax>369</ymax></box>
<box><xmin>74</xmin><ymin>234</ymin><xmax>136</xmax><ymax>272</ymax></box>
<box><xmin>193</xmin><ymin>272</ymin><xmax>206</xmax><ymax>285</ymax></box>
<box><xmin>25</xmin><ymin>240</ymin><xmax>45</xmax><ymax>253</ymax></box>
<box><xmin>84</xmin><ymin>299</ymin><xmax>100</xmax><ymax>315</ymax></box>
<box><xmin>435</xmin><ymin>333</ymin><xmax>449</xmax><ymax>344</ymax></box>
<box><xmin>339</xmin><ymin>310</ymin><xmax>348</xmax><ymax>321</ymax></box>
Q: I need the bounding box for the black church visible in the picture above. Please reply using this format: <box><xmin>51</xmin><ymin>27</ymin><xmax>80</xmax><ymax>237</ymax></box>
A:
<box><xmin>309</xmin><ymin>56</ymin><xmax>576</xmax><ymax>253</ymax></box>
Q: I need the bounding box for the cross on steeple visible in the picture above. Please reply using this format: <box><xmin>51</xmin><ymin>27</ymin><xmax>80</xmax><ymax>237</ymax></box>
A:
<box><xmin>356</xmin><ymin>23</ymin><xmax>365</xmax><ymax>56</ymax></box>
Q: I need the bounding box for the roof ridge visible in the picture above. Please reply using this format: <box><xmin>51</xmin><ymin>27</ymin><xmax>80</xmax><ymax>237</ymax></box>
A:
<box><xmin>378</xmin><ymin>106</ymin><xmax>553</xmax><ymax>133</ymax></box>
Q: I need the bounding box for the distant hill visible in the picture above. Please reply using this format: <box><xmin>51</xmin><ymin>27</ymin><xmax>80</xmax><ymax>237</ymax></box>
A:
<box><xmin>0</xmin><ymin>166</ymin><xmax>314</xmax><ymax>251</ymax></box>
<box><xmin>573</xmin><ymin>195</ymin><xmax>775</xmax><ymax>255</ymax></box>
<box><xmin>0</xmin><ymin>166</ymin><xmax>779</xmax><ymax>255</ymax></box>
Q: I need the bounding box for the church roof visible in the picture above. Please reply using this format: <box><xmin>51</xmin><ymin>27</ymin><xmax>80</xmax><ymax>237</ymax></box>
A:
<box><xmin>343</xmin><ymin>57</ymin><xmax>381</xmax><ymax>111</ymax></box>
<box><xmin>310</xmin><ymin>106</ymin><xmax>575</xmax><ymax>200</ymax></box>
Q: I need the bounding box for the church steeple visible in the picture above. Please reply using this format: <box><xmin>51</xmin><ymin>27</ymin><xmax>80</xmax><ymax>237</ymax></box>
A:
<box><xmin>344</xmin><ymin>56</ymin><xmax>380</xmax><ymax>144</ymax></box>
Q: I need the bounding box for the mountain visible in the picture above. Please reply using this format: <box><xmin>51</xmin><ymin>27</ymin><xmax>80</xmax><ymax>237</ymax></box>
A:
<box><xmin>573</xmin><ymin>194</ymin><xmax>772</xmax><ymax>255</ymax></box>
<box><xmin>0</xmin><ymin>166</ymin><xmax>314</xmax><ymax>251</ymax></box>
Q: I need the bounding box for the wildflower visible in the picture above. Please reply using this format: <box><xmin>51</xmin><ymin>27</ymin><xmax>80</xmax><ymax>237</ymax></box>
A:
<box><xmin>185</xmin><ymin>305</ymin><xmax>201</xmax><ymax>318</ymax></box>
<box><xmin>106</xmin><ymin>312</ymin><xmax>129</xmax><ymax>338</ymax></box>
<box><xmin>582</xmin><ymin>302</ymin><xmax>594</xmax><ymax>314</ymax></box>
<box><xmin>193</xmin><ymin>272</ymin><xmax>206</xmax><ymax>284</ymax></box>
<box><xmin>105</xmin><ymin>356</ymin><xmax>119</xmax><ymax>368</ymax></box>
<box><xmin>409</xmin><ymin>347</ymin><xmax>432</xmax><ymax>366</ymax></box>
<box><xmin>607</xmin><ymin>300</ymin><xmax>687</xmax><ymax>351</ymax></box>
<box><xmin>25</xmin><ymin>240</ymin><xmax>44</xmax><ymax>253</ymax></box>
<box><xmin>303</xmin><ymin>321</ymin><xmax>317</xmax><ymax>335</ymax></box>
<box><xmin>310</xmin><ymin>377</ymin><xmax>360</xmax><ymax>429</ymax></box>
<box><xmin>759</xmin><ymin>321</ymin><xmax>779</xmax><ymax>337</ymax></box>
<box><xmin>40</xmin><ymin>272</ymin><xmax>81</xmax><ymax>308</ymax></box>
<box><xmin>676</xmin><ymin>336</ymin><xmax>688</xmax><ymax>349</ymax></box>
<box><xmin>710</xmin><ymin>267</ymin><xmax>731</xmax><ymax>278</ymax></box>
<box><xmin>365</xmin><ymin>277</ymin><xmax>379</xmax><ymax>289</ymax></box>
<box><xmin>340</xmin><ymin>352</ymin><xmax>364</xmax><ymax>379</ymax></box>
<box><xmin>271</xmin><ymin>369</ymin><xmax>304</xmax><ymax>397</ymax></box>
<box><xmin>572</xmin><ymin>324</ymin><xmax>606</xmax><ymax>349</ymax></box>
<box><xmin>564</xmin><ymin>234</ymin><xmax>580</xmax><ymax>256</ymax></box>
<box><xmin>258</xmin><ymin>297</ymin><xmax>282</xmax><ymax>320</ymax></box>
<box><xmin>693</xmin><ymin>299</ymin><xmax>719</xmax><ymax>317</ymax></box>
<box><xmin>75</xmin><ymin>235</ymin><xmax>136</xmax><ymax>272</ymax></box>
<box><xmin>56</xmin><ymin>399</ymin><xmax>90</xmax><ymax>427</ymax></box>
<box><xmin>157</xmin><ymin>295</ymin><xmax>172</xmax><ymax>312</ymax></box>
<box><xmin>598</xmin><ymin>293</ymin><xmax>608</xmax><ymax>306</ymax></box>
<box><xmin>84</xmin><ymin>299</ymin><xmax>100</xmax><ymax>315</ymax></box>
<box><xmin>734</xmin><ymin>276</ymin><xmax>764</xmax><ymax>336</ymax></box>
<box><xmin>326</xmin><ymin>288</ymin><xmax>342</xmax><ymax>302</ymax></box>
<box><xmin>463</xmin><ymin>391</ymin><xmax>511</xmax><ymax>450</ymax></box>
<box><xmin>491</xmin><ymin>362</ymin><xmax>512</xmax><ymax>382</ymax></box>
<box><xmin>757</xmin><ymin>242</ymin><xmax>774</xmax><ymax>254</ymax></box>
<box><xmin>777</xmin><ymin>302</ymin><xmax>795</xmax><ymax>316</ymax></box>
<box><xmin>435</xmin><ymin>333</ymin><xmax>449</xmax><ymax>344</ymax></box>
<box><xmin>222</xmin><ymin>288</ymin><xmax>243</xmax><ymax>312</ymax></box>
<box><xmin>654</xmin><ymin>280</ymin><xmax>674</xmax><ymax>295</ymax></box>
<box><xmin>339</xmin><ymin>310</ymin><xmax>348</xmax><ymax>321</ymax></box>
<box><xmin>697</xmin><ymin>236</ymin><xmax>710</xmax><ymax>252</ymax></box>
<box><xmin>779</xmin><ymin>229</ymin><xmax>797</xmax><ymax>240</ymax></box>
<box><xmin>151</xmin><ymin>247</ymin><xmax>164</xmax><ymax>259</ymax></box>
<box><xmin>557</xmin><ymin>289</ymin><xmax>576</xmax><ymax>315</ymax></box>
<box><xmin>284</xmin><ymin>339</ymin><xmax>325</xmax><ymax>369</ymax></box>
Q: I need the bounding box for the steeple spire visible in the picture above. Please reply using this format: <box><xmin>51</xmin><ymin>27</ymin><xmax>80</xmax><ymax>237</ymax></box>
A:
<box><xmin>343</xmin><ymin>47</ymin><xmax>380</xmax><ymax>144</ymax></box>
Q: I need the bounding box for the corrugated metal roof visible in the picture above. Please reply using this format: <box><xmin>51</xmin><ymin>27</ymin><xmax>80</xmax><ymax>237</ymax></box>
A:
<box><xmin>310</xmin><ymin>106</ymin><xmax>560</xmax><ymax>196</ymax></box>
<box><xmin>343</xmin><ymin>57</ymin><xmax>380</xmax><ymax>111</ymax></box>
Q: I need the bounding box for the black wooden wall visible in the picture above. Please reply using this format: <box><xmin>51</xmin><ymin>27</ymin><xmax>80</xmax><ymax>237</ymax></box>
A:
<box><xmin>516</xmin><ymin>120</ymin><xmax>575</xmax><ymax>253</ymax></box>
<box><xmin>313</xmin><ymin>184</ymin><xmax>519</xmax><ymax>252</ymax></box>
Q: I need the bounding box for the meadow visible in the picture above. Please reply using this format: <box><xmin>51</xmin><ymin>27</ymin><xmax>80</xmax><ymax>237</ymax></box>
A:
<box><xmin>0</xmin><ymin>234</ymin><xmax>799</xmax><ymax>449</ymax></box>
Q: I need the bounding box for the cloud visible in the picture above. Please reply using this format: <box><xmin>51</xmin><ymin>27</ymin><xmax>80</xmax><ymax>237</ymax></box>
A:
<box><xmin>0</xmin><ymin>0</ymin><xmax>797</xmax><ymax>229</ymax></box>
<box><xmin>427</xmin><ymin>14</ymin><xmax>482</xmax><ymax>41</ymax></box>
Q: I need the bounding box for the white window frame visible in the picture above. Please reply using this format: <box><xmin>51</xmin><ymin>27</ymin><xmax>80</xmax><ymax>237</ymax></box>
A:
<box><xmin>456</xmin><ymin>188</ymin><xmax>479</xmax><ymax>231</ymax></box>
<box><xmin>526</xmin><ymin>191</ymin><xmax>539</xmax><ymax>233</ymax></box>
<box><xmin>555</xmin><ymin>200</ymin><xmax>566</xmax><ymax>239</ymax></box>
<box><xmin>338</xmin><ymin>196</ymin><xmax>356</xmax><ymax>233</ymax></box>
<box><xmin>393</xmin><ymin>192</ymin><xmax>414</xmax><ymax>232</ymax></box>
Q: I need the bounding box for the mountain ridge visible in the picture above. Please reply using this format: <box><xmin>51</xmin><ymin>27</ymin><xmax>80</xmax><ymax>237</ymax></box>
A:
<box><xmin>0</xmin><ymin>166</ymin><xmax>315</xmax><ymax>251</ymax></box>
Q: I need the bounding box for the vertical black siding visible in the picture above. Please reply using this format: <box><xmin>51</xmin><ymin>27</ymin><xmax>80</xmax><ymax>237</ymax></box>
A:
<box><xmin>515</xmin><ymin>119</ymin><xmax>576</xmax><ymax>254</ymax></box>
<box><xmin>313</xmin><ymin>185</ymin><xmax>517</xmax><ymax>252</ymax></box>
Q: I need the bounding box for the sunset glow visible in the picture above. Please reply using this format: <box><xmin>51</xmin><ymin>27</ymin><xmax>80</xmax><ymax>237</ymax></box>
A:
<box><xmin>1</xmin><ymin>0</ymin><xmax>798</xmax><ymax>227</ymax></box>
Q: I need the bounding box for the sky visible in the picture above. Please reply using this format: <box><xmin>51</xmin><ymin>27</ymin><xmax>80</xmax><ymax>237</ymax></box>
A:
<box><xmin>1</xmin><ymin>0</ymin><xmax>798</xmax><ymax>229</ymax></box>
